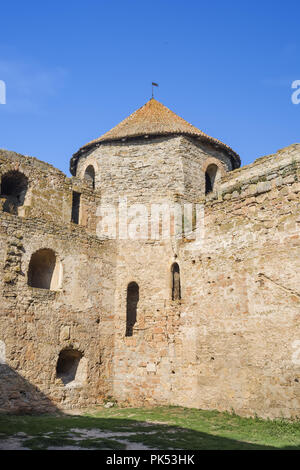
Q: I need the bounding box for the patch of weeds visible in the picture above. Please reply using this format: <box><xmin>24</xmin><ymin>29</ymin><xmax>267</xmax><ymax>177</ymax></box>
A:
<box><xmin>103</xmin><ymin>396</ymin><xmax>118</xmax><ymax>407</ymax></box>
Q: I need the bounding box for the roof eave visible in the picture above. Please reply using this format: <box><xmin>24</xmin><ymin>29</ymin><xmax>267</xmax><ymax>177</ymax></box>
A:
<box><xmin>70</xmin><ymin>132</ymin><xmax>240</xmax><ymax>176</ymax></box>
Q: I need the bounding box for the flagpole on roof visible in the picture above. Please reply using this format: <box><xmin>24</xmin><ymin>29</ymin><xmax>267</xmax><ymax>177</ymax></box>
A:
<box><xmin>152</xmin><ymin>82</ymin><xmax>159</xmax><ymax>98</ymax></box>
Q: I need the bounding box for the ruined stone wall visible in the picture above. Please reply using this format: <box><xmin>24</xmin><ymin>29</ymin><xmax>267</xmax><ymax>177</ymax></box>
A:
<box><xmin>0</xmin><ymin>140</ymin><xmax>299</xmax><ymax>419</ymax></box>
<box><xmin>110</xmin><ymin>144</ymin><xmax>300</xmax><ymax>419</ymax></box>
<box><xmin>0</xmin><ymin>151</ymin><xmax>116</xmax><ymax>413</ymax></box>
<box><xmin>0</xmin><ymin>150</ymin><xmax>100</xmax><ymax>234</ymax></box>
<box><xmin>173</xmin><ymin>144</ymin><xmax>300</xmax><ymax>419</ymax></box>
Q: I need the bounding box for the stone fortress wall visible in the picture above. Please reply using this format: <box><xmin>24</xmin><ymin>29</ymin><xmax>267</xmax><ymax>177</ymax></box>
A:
<box><xmin>77</xmin><ymin>135</ymin><xmax>299</xmax><ymax>418</ymax></box>
<box><xmin>0</xmin><ymin>149</ymin><xmax>116</xmax><ymax>413</ymax></box>
<box><xmin>175</xmin><ymin>144</ymin><xmax>300</xmax><ymax>418</ymax></box>
<box><xmin>0</xmin><ymin>121</ymin><xmax>299</xmax><ymax>418</ymax></box>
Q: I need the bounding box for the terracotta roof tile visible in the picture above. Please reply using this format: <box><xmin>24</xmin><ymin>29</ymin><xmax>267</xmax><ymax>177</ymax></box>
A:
<box><xmin>70</xmin><ymin>98</ymin><xmax>240</xmax><ymax>175</ymax></box>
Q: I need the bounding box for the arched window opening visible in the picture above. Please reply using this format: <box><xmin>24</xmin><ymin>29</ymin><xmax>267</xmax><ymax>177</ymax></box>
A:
<box><xmin>126</xmin><ymin>282</ymin><xmax>139</xmax><ymax>337</ymax></box>
<box><xmin>1</xmin><ymin>171</ymin><xmax>28</xmax><ymax>214</ymax></box>
<box><xmin>56</xmin><ymin>349</ymin><xmax>87</xmax><ymax>386</ymax></box>
<box><xmin>171</xmin><ymin>263</ymin><xmax>181</xmax><ymax>301</ymax></box>
<box><xmin>205</xmin><ymin>164</ymin><xmax>219</xmax><ymax>195</ymax></box>
<box><xmin>84</xmin><ymin>165</ymin><xmax>95</xmax><ymax>189</ymax></box>
<box><xmin>28</xmin><ymin>248</ymin><xmax>61</xmax><ymax>290</ymax></box>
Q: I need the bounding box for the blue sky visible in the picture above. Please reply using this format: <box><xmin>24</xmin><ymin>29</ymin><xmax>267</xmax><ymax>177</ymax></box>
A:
<box><xmin>0</xmin><ymin>0</ymin><xmax>299</xmax><ymax>175</ymax></box>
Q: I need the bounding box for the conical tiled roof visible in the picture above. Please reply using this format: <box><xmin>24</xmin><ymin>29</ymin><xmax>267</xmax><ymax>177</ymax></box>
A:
<box><xmin>70</xmin><ymin>98</ymin><xmax>240</xmax><ymax>174</ymax></box>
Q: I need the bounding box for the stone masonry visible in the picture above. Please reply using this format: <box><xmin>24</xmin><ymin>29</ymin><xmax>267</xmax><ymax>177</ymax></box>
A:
<box><xmin>0</xmin><ymin>98</ymin><xmax>299</xmax><ymax>418</ymax></box>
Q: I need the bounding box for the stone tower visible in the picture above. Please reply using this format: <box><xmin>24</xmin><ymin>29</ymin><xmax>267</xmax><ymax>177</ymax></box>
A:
<box><xmin>69</xmin><ymin>98</ymin><xmax>242</xmax><ymax>406</ymax></box>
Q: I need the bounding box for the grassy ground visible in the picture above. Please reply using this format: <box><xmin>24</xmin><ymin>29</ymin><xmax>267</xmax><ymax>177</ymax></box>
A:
<box><xmin>0</xmin><ymin>406</ymin><xmax>300</xmax><ymax>450</ymax></box>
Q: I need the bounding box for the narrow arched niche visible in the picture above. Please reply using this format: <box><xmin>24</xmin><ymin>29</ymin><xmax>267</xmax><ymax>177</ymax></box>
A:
<box><xmin>1</xmin><ymin>171</ymin><xmax>28</xmax><ymax>214</ymax></box>
<box><xmin>28</xmin><ymin>249</ymin><xmax>62</xmax><ymax>290</ymax></box>
<box><xmin>171</xmin><ymin>262</ymin><xmax>181</xmax><ymax>300</ymax></box>
<box><xmin>126</xmin><ymin>282</ymin><xmax>139</xmax><ymax>337</ymax></box>
<box><xmin>56</xmin><ymin>349</ymin><xmax>87</xmax><ymax>386</ymax></box>
<box><xmin>205</xmin><ymin>164</ymin><xmax>220</xmax><ymax>195</ymax></box>
<box><xmin>84</xmin><ymin>165</ymin><xmax>95</xmax><ymax>189</ymax></box>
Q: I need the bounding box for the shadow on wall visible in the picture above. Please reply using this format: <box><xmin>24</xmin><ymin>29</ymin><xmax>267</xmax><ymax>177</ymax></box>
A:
<box><xmin>0</xmin><ymin>363</ymin><xmax>58</xmax><ymax>415</ymax></box>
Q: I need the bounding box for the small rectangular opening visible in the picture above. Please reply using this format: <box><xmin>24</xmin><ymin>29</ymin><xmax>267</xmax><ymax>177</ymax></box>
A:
<box><xmin>71</xmin><ymin>191</ymin><xmax>81</xmax><ymax>224</ymax></box>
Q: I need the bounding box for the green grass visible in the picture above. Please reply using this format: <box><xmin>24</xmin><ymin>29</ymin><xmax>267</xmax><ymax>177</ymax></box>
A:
<box><xmin>0</xmin><ymin>406</ymin><xmax>300</xmax><ymax>450</ymax></box>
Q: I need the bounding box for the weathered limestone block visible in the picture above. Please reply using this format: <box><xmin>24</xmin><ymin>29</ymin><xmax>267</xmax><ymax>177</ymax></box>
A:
<box><xmin>60</xmin><ymin>326</ymin><xmax>71</xmax><ymax>341</ymax></box>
